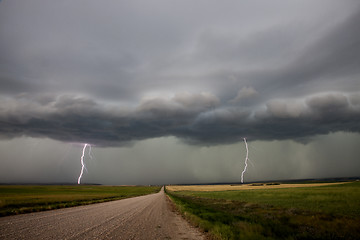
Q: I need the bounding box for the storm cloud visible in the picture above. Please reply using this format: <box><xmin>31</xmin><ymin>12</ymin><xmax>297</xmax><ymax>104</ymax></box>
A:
<box><xmin>0</xmin><ymin>1</ymin><xmax>360</xmax><ymax>146</ymax></box>
<box><xmin>0</xmin><ymin>91</ymin><xmax>359</xmax><ymax>146</ymax></box>
<box><xmin>0</xmin><ymin>0</ymin><xmax>359</xmax><ymax>184</ymax></box>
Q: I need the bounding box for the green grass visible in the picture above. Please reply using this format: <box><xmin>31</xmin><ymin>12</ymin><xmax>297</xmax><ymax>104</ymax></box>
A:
<box><xmin>0</xmin><ymin>185</ymin><xmax>161</xmax><ymax>217</ymax></box>
<box><xmin>166</xmin><ymin>182</ymin><xmax>360</xmax><ymax>240</ymax></box>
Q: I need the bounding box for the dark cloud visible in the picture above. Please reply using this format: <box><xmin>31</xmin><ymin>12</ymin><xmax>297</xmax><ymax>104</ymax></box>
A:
<box><xmin>0</xmin><ymin>91</ymin><xmax>359</xmax><ymax>146</ymax></box>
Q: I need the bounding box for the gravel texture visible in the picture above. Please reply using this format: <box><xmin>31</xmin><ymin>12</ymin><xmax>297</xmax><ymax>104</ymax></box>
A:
<box><xmin>0</xmin><ymin>187</ymin><xmax>204</xmax><ymax>240</ymax></box>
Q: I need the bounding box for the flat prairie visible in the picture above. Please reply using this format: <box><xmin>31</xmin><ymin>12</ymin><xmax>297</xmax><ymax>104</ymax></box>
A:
<box><xmin>166</xmin><ymin>181</ymin><xmax>360</xmax><ymax>240</ymax></box>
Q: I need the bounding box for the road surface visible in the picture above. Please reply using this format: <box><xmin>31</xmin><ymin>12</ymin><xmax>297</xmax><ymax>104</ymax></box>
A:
<box><xmin>0</xmin><ymin>187</ymin><xmax>204</xmax><ymax>240</ymax></box>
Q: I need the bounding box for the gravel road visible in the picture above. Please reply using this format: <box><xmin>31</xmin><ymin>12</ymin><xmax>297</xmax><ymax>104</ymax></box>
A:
<box><xmin>0</xmin><ymin>187</ymin><xmax>204</xmax><ymax>240</ymax></box>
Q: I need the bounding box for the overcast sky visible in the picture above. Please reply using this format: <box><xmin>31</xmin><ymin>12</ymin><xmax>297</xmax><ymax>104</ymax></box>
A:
<box><xmin>0</xmin><ymin>0</ymin><xmax>359</xmax><ymax>185</ymax></box>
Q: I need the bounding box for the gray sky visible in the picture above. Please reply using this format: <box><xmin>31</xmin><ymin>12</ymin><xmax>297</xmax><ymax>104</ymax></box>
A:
<box><xmin>0</xmin><ymin>0</ymin><xmax>359</xmax><ymax>184</ymax></box>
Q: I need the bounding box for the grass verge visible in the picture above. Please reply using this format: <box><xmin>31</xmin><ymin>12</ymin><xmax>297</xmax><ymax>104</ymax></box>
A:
<box><xmin>0</xmin><ymin>185</ymin><xmax>161</xmax><ymax>217</ymax></box>
<box><xmin>166</xmin><ymin>182</ymin><xmax>360</xmax><ymax>240</ymax></box>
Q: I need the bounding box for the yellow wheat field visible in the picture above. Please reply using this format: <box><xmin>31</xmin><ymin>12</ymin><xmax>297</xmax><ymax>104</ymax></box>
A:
<box><xmin>166</xmin><ymin>182</ymin><xmax>348</xmax><ymax>192</ymax></box>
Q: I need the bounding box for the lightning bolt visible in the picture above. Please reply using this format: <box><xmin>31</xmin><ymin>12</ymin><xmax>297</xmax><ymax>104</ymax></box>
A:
<box><xmin>241</xmin><ymin>137</ymin><xmax>249</xmax><ymax>183</ymax></box>
<box><xmin>77</xmin><ymin>143</ymin><xmax>90</xmax><ymax>184</ymax></box>
<box><xmin>83</xmin><ymin>144</ymin><xmax>91</xmax><ymax>173</ymax></box>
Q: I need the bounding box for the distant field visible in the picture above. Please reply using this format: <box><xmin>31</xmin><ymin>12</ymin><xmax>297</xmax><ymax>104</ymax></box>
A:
<box><xmin>166</xmin><ymin>182</ymin><xmax>347</xmax><ymax>192</ymax></box>
<box><xmin>166</xmin><ymin>181</ymin><xmax>360</xmax><ymax>240</ymax></box>
<box><xmin>0</xmin><ymin>185</ymin><xmax>161</xmax><ymax>217</ymax></box>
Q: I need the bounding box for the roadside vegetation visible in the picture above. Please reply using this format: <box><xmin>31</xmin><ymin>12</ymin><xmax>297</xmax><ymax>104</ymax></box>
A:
<box><xmin>0</xmin><ymin>185</ymin><xmax>161</xmax><ymax>217</ymax></box>
<box><xmin>166</xmin><ymin>181</ymin><xmax>360</xmax><ymax>240</ymax></box>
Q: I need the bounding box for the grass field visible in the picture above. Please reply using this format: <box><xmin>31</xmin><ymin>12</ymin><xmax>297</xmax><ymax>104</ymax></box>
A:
<box><xmin>166</xmin><ymin>181</ymin><xmax>360</xmax><ymax>240</ymax></box>
<box><xmin>0</xmin><ymin>185</ymin><xmax>161</xmax><ymax>217</ymax></box>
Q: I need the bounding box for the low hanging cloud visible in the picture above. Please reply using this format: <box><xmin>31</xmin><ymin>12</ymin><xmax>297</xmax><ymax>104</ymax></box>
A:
<box><xmin>0</xmin><ymin>91</ymin><xmax>359</xmax><ymax>146</ymax></box>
